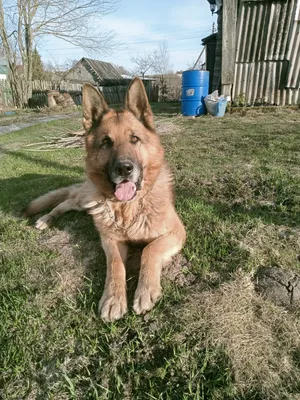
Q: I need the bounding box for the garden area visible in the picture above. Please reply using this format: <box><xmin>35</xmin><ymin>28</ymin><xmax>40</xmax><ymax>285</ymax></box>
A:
<box><xmin>1</xmin><ymin>104</ymin><xmax>300</xmax><ymax>399</ymax></box>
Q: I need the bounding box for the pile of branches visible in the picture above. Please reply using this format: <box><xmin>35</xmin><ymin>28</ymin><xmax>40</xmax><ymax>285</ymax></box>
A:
<box><xmin>24</xmin><ymin>129</ymin><xmax>85</xmax><ymax>151</ymax></box>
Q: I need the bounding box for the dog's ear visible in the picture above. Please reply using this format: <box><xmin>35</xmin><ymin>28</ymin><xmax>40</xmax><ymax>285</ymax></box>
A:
<box><xmin>125</xmin><ymin>77</ymin><xmax>155</xmax><ymax>131</ymax></box>
<box><xmin>82</xmin><ymin>84</ymin><xmax>109</xmax><ymax>131</ymax></box>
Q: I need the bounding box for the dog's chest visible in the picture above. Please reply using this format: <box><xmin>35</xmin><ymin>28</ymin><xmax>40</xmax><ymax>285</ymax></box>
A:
<box><xmin>89</xmin><ymin>200</ymin><xmax>167</xmax><ymax>241</ymax></box>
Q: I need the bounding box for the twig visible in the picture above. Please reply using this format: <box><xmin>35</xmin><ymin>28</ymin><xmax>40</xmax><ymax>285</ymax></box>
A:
<box><xmin>25</xmin><ymin>141</ymin><xmax>57</xmax><ymax>147</ymax></box>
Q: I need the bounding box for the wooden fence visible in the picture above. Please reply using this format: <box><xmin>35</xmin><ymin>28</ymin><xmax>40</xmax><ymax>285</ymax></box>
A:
<box><xmin>0</xmin><ymin>79</ymin><xmax>13</xmax><ymax>107</ymax></box>
<box><xmin>0</xmin><ymin>79</ymin><xmax>139</xmax><ymax>107</ymax></box>
<box><xmin>31</xmin><ymin>80</ymin><xmax>129</xmax><ymax>107</ymax></box>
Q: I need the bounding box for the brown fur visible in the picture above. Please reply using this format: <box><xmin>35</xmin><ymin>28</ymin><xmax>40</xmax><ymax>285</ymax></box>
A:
<box><xmin>25</xmin><ymin>78</ymin><xmax>186</xmax><ymax>321</ymax></box>
<box><xmin>24</xmin><ymin>180</ymin><xmax>100</xmax><ymax>230</ymax></box>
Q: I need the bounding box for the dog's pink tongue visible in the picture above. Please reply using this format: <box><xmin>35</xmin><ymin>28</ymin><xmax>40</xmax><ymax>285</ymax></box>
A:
<box><xmin>115</xmin><ymin>182</ymin><xmax>136</xmax><ymax>201</ymax></box>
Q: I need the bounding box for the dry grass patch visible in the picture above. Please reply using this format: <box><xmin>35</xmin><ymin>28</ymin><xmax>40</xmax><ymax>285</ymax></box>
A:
<box><xmin>178</xmin><ymin>271</ymin><xmax>300</xmax><ymax>399</ymax></box>
<box><xmin>239</xmin><ymin>221</ymin><xmax>300</xmax><ymax>269</ymax></box>
<box><xmin>155</xmin><ymin>116</ymin><xmax>181</xmax><ymax>135</ymax></box>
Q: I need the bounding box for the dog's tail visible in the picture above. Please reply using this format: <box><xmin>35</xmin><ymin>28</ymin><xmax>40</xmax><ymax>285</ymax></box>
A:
<box><xmin>23</xmin><ymin>184</ymin><xmax>79</xmax><ymax>217</ymax></box>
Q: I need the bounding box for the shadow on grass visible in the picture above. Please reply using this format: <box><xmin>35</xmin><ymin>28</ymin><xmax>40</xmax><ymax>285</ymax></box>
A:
<box><xmin>3</xmin><ymin>168</ymin><xmax>298</xmax><ymax>299</ymax></box>
<box><xmin>0</xmin><ymin>171</ymin><xmax>252</xmax><ymax>296</ymax></box>
<box><xmin>150</xmin><ymin>101</ymin><xmax>181</xmax><ymax>116</ymax></box>
<box><xmin>175</xmin><ymin>180</ymin><xmax>300</xmax><ymax>283</ymax></box>
<box><xmin>209</xmin><ymin>201</ymin><xmax>300</xmax><ymax>228</ymax></box>
<box><xmin>5</xmin><ymin>165</ymin><xmax>298</xmax><ymax>305</ymax></box>
<box><xmin>0</xmin><ymin>146</ymin><xmax>84</xmax><ymax>174</ymax></box>
<box><xmin>0</xmin><ymin>172</ymin><xmax>144</xmax><ymax>315</ymax></box>
<box><xmin>3</xmin><ymin>173</ymin><xmax>296</xmax><ymax>399</ymax></box>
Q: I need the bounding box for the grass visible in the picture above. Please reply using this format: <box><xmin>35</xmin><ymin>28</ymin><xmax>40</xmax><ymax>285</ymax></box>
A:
<box><xmin>1</xmin><ymin>104</ymin><xmax>300</xmax><ymax>399</ymax></box>
<box><xmin>0</xmin><ymin>106</ymin><xmax>81</xmax><ymax>127</ymax></box>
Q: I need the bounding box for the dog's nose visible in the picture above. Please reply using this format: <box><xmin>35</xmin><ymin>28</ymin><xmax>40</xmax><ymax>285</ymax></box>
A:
<box><xmin>114</xmin><ymin>160</ymin><xmax>134</xmax><ymax>177</ymax></box>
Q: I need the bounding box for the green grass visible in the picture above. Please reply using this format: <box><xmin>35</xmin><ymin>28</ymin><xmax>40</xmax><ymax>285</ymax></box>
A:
<box><xmin>0</xmin><ymin>105</ymin><xmax>81</xmax><ymax>123</ymax></box>
<box><xmin>1</xmin><ymin>106</ymin><xmax>300</xmax><ymax>399</ymax></box>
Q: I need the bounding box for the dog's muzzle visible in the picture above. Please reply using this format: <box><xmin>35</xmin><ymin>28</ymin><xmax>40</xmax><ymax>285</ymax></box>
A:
<box><xmin>110</xmin><ymin>159</ymin><xmax>142</xmax><ymax>201</ymax></box>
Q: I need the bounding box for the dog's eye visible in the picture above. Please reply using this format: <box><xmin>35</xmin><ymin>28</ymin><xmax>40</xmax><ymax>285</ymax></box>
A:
<box><xmin>101</xmin><ymin>136</ymin><xmax>113</xmax><ymax>148</ymax></box>
<box><xmin>131</xmin><ymin>135</ymin><xmax>140</xmax><ymax>145</ymax></box>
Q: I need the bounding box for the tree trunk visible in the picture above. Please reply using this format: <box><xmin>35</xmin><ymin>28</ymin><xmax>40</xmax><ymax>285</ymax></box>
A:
<box><xmin>1</xmin><ymin>0</ymin><xmax>35</xmax><ymax>108</ymax></box>
<box><xmin>8</xmin><ymin>67</ymin><xmax>32</xmax><ymax>108</ymax></box>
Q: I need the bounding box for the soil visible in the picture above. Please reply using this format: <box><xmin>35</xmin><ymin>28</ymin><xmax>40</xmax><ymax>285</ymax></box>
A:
<box><xmin>40</xmin><ymin>229</ymin><xmax>195</xmax><ymax>298</ymax></box>
<box><xmin>254</xmin><ymin>265</ymin><xmax>300</xmax><ymax>309</ymax></box>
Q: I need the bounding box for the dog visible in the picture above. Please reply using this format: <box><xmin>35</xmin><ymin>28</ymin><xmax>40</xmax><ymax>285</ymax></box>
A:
<box><xmin>25</xmin><ymin>77</ymin><xmax>186</xmax><ymax>321</ymax></box>
<box><xmin>24</xmin><ymin>180</ymin><xmax>101</xmax><ymax>230</ymax></box>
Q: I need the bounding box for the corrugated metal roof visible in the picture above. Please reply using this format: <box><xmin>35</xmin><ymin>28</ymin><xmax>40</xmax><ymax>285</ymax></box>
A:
<box><xmin>82</xmin><ymin>58</ymin><xmax>124</xmax><ymax>85</ymax></box>
<box><xmin>233</xmin><ymin>0</ymin><xmax>300</xmax><ymax>105</ymax></box>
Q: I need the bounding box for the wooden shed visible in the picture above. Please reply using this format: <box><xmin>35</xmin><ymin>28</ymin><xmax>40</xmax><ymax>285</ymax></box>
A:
<box><xmin>201</xmin><ymin>33</ymin><xmax>217</xmax><ymax>92</ymax></box>
<box><xmin>204</xmin><ymin>0</ymin><xmax>300</xmax><ymax>105</ymax></box>
<box><xmin>64</xmin><ymin>57</ymin><xmax>125</xmax><ymax>86</ymax></box>
<box><xmin>64</xmin><ymin>57</ymin><xmax>127</xmax><ymax>103</ymax></box>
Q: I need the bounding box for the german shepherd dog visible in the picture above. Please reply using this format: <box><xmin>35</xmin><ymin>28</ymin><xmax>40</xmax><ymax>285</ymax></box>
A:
<box><xmin>25</xmin><ymin>78</ymin><xmax>186</xmax><ymax>321</ymax></box>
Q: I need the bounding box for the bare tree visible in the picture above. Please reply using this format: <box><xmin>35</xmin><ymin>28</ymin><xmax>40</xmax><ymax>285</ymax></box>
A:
<box><xmin>112</xmin><ymin>63</ymin><xmax>130</xmax><ymax>75</ymax></box>
<box><xmin>0</xmin><ymin>45</ymin><xmax>5</xmax><ymax>58</ymax></box>
<box><xmin>130</xmin><ymin>42</ymin><xmax>172</xmax><ymax>101</ymax></box>
<box><xmin>153</xmin><ymin>41</ymin><xmax>171</xmax><ymax>76</ymax></box>
<box><xmin>43</xmin><ymin>58</ymin><xmax>76</xmax><ymax>82</ymax></box>
<box><xmin>0</xmin><ymin>0</ymin><xmax>119</xmax><ymax>107</ymax></box>
<box><xmin>130</xmin><ymin>51</ymin><xmax>155</xmax><ymax>80</ymax></box>
<box><xmin>152</xmin><ymin>41</ymin><xmax>172</xmax><ymax>101</ymax></box>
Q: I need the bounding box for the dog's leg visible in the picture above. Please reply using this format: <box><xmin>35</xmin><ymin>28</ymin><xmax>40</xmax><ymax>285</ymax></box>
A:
<box><xmin>99</xmin><ymin>239</ymin><xmax>128</xmax><ymax>321</ymax></box>
<box><xmin>133</xmin><ymin>232</ymin><xmax>185</xmax><ymax>315</ymax></box>
<box><xmin>35</xmin><ymin>199</ymin><xmax>81</xmax><ymax>230</ymax></box>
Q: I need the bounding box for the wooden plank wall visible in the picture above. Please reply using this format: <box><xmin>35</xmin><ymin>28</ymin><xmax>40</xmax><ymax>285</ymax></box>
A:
<box><xmin>1</xmin><ymin>79</ymin><xmax>158</xmax><ymax>107</ymax></box>
<box><xmin>221</xmin><ymin>0</ymin><xmax>238</xmax><ymax>97</ymax></box>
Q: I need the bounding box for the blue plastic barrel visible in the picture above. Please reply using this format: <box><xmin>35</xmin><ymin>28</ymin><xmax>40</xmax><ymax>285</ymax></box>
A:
<box><xmin>181</xmin><ymin>70</ymin><xmax>210</xmax><ymax>116</ymax></box>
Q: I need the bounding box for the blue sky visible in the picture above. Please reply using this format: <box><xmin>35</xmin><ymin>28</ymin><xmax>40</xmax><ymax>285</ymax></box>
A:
<box><xmin>39</xmin><ymin>0</ymin><xmax>215</xmax><ymax>72</ymax></box>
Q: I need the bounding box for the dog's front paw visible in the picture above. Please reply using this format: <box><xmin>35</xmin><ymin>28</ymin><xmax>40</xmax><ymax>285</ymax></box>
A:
<box><xmin>133</xmin><ymin>284</ymin><xmax>162</xmax><ymax>315</ymax></box>
<box><xmin>98</xmin><ymin>288</ymin><xmax>127</xmax><ymax>322</ymax></box>
<box><xmin>35</xmin><ymin>215</ymin><xmax>53</xmax><ymax>230</ymax></box>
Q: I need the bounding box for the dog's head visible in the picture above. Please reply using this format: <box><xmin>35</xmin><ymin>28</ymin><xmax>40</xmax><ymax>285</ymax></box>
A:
<box><xmin>82</xmin><ymin>78</ymin><xmax>164</xmax><ymax>201</ymax></box>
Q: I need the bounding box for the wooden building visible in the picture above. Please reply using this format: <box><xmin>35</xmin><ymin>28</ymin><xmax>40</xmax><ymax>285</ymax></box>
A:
<box><xmin>63</xmin><ymin>57</ymin><xmax>127</xmax><ymax>104</ymax></box>
<box><xmin>63</xmin><ymin>58</ymin><xmax>157</xmax><ymax>103</ymax></box>
<box><xmin>64</xmin><ymin>58</ymin><xmax>125</xmax><ymax>86</ymax></box>
<box><xmin>204</xmin><ymin>0</ymin><xmax>300</xmax><ymax>105</ymax></box>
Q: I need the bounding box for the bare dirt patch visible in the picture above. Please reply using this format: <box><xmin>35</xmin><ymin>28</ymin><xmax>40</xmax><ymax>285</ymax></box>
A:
<box><xmin>163</xmin><ymin>253</ymin><xmax>196</xmax><ymax>286</ymax></box>
<box><xmin>38</xmin><ymin>229</ymin><xmax>194</xmax><ymax>304</ymax></box>
<box><xmin>39</xmin><ymin>230</ymin><xmax>86</xmax><ymax>299</ymax></box>
<box><xmin>126</xmin><ymin>246</ymin><xmax>195</xmax><ymax>287</ymax></box>
<box><xmin>255</xmin><ymin>265</ymin><xmax>300</xmax><ymax>308</ymax></box>
<box><xmin>0</xmin><ymin>113</ymin><xmax>79</xmax><ymax>135</ymax></box>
